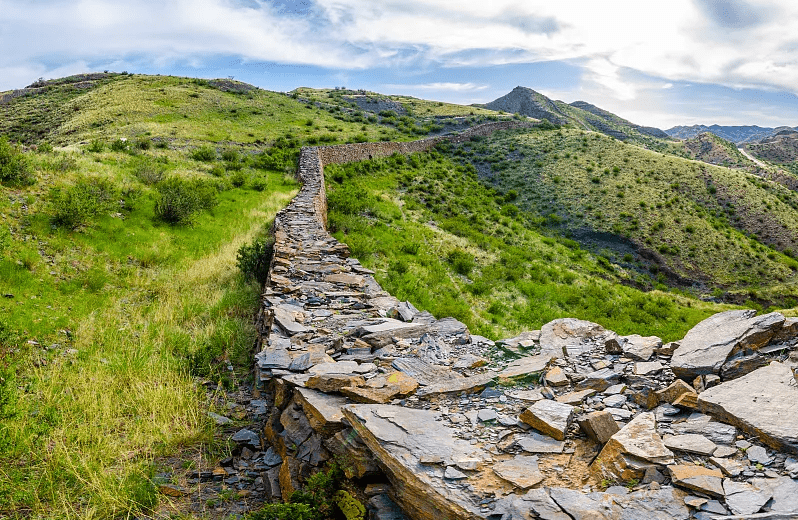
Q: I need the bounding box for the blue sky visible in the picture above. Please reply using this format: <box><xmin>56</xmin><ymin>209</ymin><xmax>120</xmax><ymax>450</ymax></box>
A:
<box><xmin>2</xmin><ymin>0</ymin><xmax>798</xmax><ymax>129</ymax></box>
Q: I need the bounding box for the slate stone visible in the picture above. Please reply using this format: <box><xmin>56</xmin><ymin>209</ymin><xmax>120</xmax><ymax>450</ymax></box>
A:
<box><xmin>578</xmin><ymin>410</ymin><xmax>620</xmax><ymax>444</ymax></box>
<box><xmin>295</xmin><ymin>387</ymin><xmax>348</xmax><ymax>434</ymax></box>
<box><xmin>746</xmin><ymin>445</ymin><xmax>772</xmax><ymax>465</ymax></box>
<box><xmin>514</xmin><ymin>431</ymin><xmax>566</xmax><ymax>454</ymax></box>
<box><xmin>306</xmin><ymin>373</ymin><xmax>365</xmax><ymax>392</ymax></box>
<box><xmin>711</xmin><ymin>445</ymin><xmax>737</xmax><ymax>458</ymax></box>
<box><xmin>415</xmin><ymin>372</ymin><xmax>495</xmax><ymax>397</ymax></box>
<box><xmin>555</xmin><ymin>388</ymin><xmax>597</xmax><ymax>405</ymax></box>
<box><xmin>367</xmin><ymin>494</ymin><xmax>410</xmax><ymax>520</ymax></box>
<box><xmin>342</xmin><ymin>404</ymin><xmax>490</xmax><ymax>520</ymax></box>
<box><xmin>544</xmin><ymin>366</ymin><xmax>570</xmax><ymax>386</ymax></box>
<box><xmin>548</xmin><ymin>486</ymin><xmax>691</xmax><ymax>520</ymax></box>
<box><xmin>602</xmin><ymin>394</ymin><xmax>627</xmax><ymax>408</ymax></box>
<box><xmin>671</xmin><ymin>310</ymin><xmax>785</xmax><ymax>380</ymax></box>
<box><xmin>697</xmin><ymin>362</ymin><xmax>798</xmax><ymax>453</ymax></box>
<box><xmin>539</xmin><ymin>318</ymin><xmax>611</xmax><ymax>357</ymax></box>
<box><xmin>621</xmin><ymin>334</ymin><xmax>662</xmax><ymax>361</ymax></box>
<box><xmin>444</xmin><ymin>466</ymin><xmax>468</xmax><ymax>480</ymax></box>
<box><xmin>342</xmin><ymin>371</ymin><xmax>419</xmax><ymax>404</ymax></box>
<box><xmin>231</xmin><ymin>428</ymin><xmax>260</xmax><ymax>447</ymax></box>
<box><xmin>575</xmin><ymin>368</ymin><xmax>621</xmax><ymax>392</ymax></box>
<box><xmin>664</xmin><ymin>434</ymin><xmax>718</xmax><ymax>456</ymax></box>
<box><xmin>208</xmin><ymin>411</ymin><xmax>232</xmax><ymax>425</ymax></box>
<box><xmin>478</xmin><ymin>409</ymin><xmax>498</xmax><ymax>422</ymax></box>
<box><xmin>492</xmin><ymin>455</ymin><xmax>544</xmax><ymax>489</ymax></box>
<box><xmin>655</xmin><ymin>379</ymin><xmax>696</xmax><ymax>405</ymax></box>
<box><xmin>666</xmin><ymin>465</ymin><xmax>724</xmax><ymax>497</ymax></box>
<box><xmin>263</xmin><ymin>447</ymin><xmax>282</xmax><ymax>467</ymax></box>
<box><xmin>498</xmin><ymin>354</ymin><xmax>552</xmax><ymax>381</ymax></box>
<box><xmin>754</xmin><ymin>476</ymin><xmax>798</xmax><ymax>514</ymax></box>
<box><xmin>391</xmin><ymin>357</ymin><xmax>461</xmax><ymax>386</ymax></box>
<box><xmin>592</xmin><ymin>412</ymin><xmax>674</xmax><ymax>481</ymax></box>
<box><xmin>723</xmin><ymin>479</ymin><xmax>772</xmax><ymax>516</ymax></box>
<box><xmin>491</xmin><ymin>488</ymin><xmax>570</xmax><ymax>520</ymax></box>
<box><xmin>670</xmin><ymin>413</ymin><xmax>737</xmax><ymax>445</ymax></box>
<box><xmin>257</xmin><ymin>346</ymin><xmax>293</xmax><ymax>370</ymax></box>
<box><xmin>519</xmin><ymin>400</ymin><xmax>574</xmax><ymax>441</ymax></box>
<box><xmin>635</xmin><ymin>361</ymin><xmax>665</xmax><ymax>376</ymax></box>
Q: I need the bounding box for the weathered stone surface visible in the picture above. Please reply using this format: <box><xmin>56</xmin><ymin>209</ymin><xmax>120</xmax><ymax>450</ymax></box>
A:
<box><xmin>656</xmin><ymin>379</ymin><xmax>697</xmax><ymax>405</ymax></box>
<box><xmin>519</xmin><ymin>400</ymin><xmax>574</xmax><ymax>441</ymax></box>
<box><xmin>544</xmin><ymin>366</ymin><xmax>569</xmax><ymax>386</ymax></box>
<box><xmin>498</xmin><ymin>354</ymin><xmax>552</xmax><ymax>381</ymax></box>
<box><xmin>671</xmin><ymin>310</ymin><xmax>785</xmax><ymax>380</ymax></box>
<box><xmin>753</xmin><ymin>476</ymin><xmax>798</xmax><ymax>514</ymax></box>
<box><xmin>746</xmin><ymin>445</ymin><xmax>772</xmax><ymax>464</ymax></box>
<box><xmin>697</xmin><ymin>362</ymin><xmax>798</xmax><ymax>453</ymax></box>
<box><xmin>493</xmin><ymin>456</ymin><xmax>544</xmax><ymax>489</ymax></box>
<box><xmin>288</xmin><ymin>349</ymin><xmax>335</xmax><ymax>371</ymax></box>
<box><xmin>556</xmin><ymin>388</ymin><xmax>597</xmax><ymax>405</ymax></box>
<box><xmin>539</xmin><ymin>318</ymin><xmax>610</xmax><ymax>357</ymax></box>
<box><xmin>415</xmin><ymin>372</ymin><xmax>495</xmax><ymax>398</ymax></box>
<box><xmin>452</xmin><ymin>354</ymin><xmax>488</xmax><ymax>369</ymax></box>
<box><xmin>491</xmin><ymin>488</ymin><xmax>570</xmax><ymax>520</ymax></box>
<box><xmin>709</xmin><ymin>456</ymin><xmax>744</xmax><ymax>477</ymax></box>
<box><xmin>341</xmin><ymin>372</ymin><xmax>419</xmax><ymax>404</ymax></box>
<box><xmin>664</xmin><ymin>434</ymin><xmax>717</xmax><ymax>455</ymax></box>
<box><xmin>666</xmin><ymin>465</ymin><xmax>724</xmax><ymax>497</ymax></box>
<box><xmin>295</xmin><ymin>387</ymin><xmax>348</xmax><ymax>434</ymax></box>
<box><xmin>720</xmin><ymin>352</ymin><xmax>770</xmax><ymax>380</ymax></box>
<box><xmin>391</xmin><ymin>357</ymin><xmax>461</xmax><ymax>386</ymax></box>
<box><xmin>635</xmin><ymin>361</ymin><xmax>665</xmax><ymax>376</ymax></box>
<box><xmin>670</xmin><ymin>413</ymin><xmax>737</xmax><ymax>444</ymax></box>
<box><xmin>342</xmin><ymin>404</ymin><xmax>489</xmax><ymax>520</ymax></box>
<box><xmin>367</xmin><ymin>494</ymin><xmax>410</xmax><ymax>520</ymax></box>
<box><xmin>307</xmin><ymin>360</ymin><xmax>360</xmax><ymax>375</ymax></box>
<box><xmin>723</xmin><ymin>479</ymin><xmax>772</xmax><ymax>516</ymax></box>
<box><xmin>324</xmin><ymin>428</ymin><xmax>381</xmax><ymax>478</ymax></box>
<box><xmin>620</xmin><ymin>334</ymin><xmax>662</xmax><ymax>361</ymax></box>
<box><xmin>256</xmin><ymin>346</ymin><xmax>293</xmax><ymax>370</ymax></box>
<box><xmin>306</xmin><ymin>373</ymin><xmax>366</xmax><ymax>393</ymax></box>
<box><xmin>591</xmin><ymin>412</ymin><xmax>674</xmax><ymax>481</ymax></box>
<box><xmin>513</xmin><ymin>431</ymin><xmax>566</xmax><ymax>454</ymax></box>
<box><xmin>575</xmin><ymin>368</ymin><xmax>621</xmax><ymax>391</ymax></box>
<box><xmin>578</xmin><ymin>410</ymin><xmax>620</xmax><ymax>444</ymax></box>
<box><xmin>548</xmin><ymin>486</ymin><xmax>691</xmax><ymax>520</ymax></box>
<box><xmin>231</xmin><ymin>428</ymin><xmax>260</xmax><ymax>447</ymax></box>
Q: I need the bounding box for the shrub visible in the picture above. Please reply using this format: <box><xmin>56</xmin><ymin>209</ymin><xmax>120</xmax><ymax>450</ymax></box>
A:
<box><xmin>327</xmin><ymin>184</ymin><xmax>371</xmax><ymax>215</ymax></box>
<box><xmin>237</xmin><ymin>234</ymin><xmax>274</xmax><ymax>285</ymax></box>
<box><xmin>0</xmin><ymin>137</ymin><xmax>34</xmax><ymax>185</ymax></box>
<box><xmin>221</xmin><ymin>149</ymin><xmax>239</xmax><ymax>162</ymax></box>
<box><xmin>110</xmin><ymin>138</ymin><xmax>129</xmax><ymax>152</ymax></box>
<box><xmin>154</xmin><ymin>177</ymin><xmax>218</xmax><ymax>225</ymax></box>
<box><xmin>133</xmin><ymin>158</ymin><xmax>166</xmax><ymax>185</ymax></box>
<box><xmin>37</xmin><ymin>142</ymin><xmax>53</xmax><ymax>153</ymax></box>
<box><xmin>191</xmin><ymin>145</ymin><xmax>216</xmax><ymax>162</ymax></box>
<box><xmin>134</xmin><ymin>137</ymin><xmax>151</xmax><ymax>150</ymax></box>
<box><xmin>230</xmin><ymin>170</ymin><xmax>248</xmax><ymax>187</ymax></box>
<box><xmin>251</xmin><ymin>176</ymin><xmax>268</xmax><ymax>192</ymax></box>
<box><xmin>447</xmin><ymin>249</ymin><xmax>475</xmax><ymax>276</ymax></box>
<box><xmin>87</xmin><ymin>140</ymin><xmax>105</xmax><ymax>153</ymax></box>
<box><xmin>49</xmin><ymin>176</ymin><xmax>119</xmax><ymax>229</ymax></box>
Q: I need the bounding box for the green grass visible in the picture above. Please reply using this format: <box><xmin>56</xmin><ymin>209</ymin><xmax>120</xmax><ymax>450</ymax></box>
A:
<box><xmin>441</xmin><ymin>127</ymin><xmax>798</xmax><ymax>302</ymax></box>
<box><xmin>325</xmin><ymin>150</ymin><xmax>728</xmax><ymax>342</ymax></box>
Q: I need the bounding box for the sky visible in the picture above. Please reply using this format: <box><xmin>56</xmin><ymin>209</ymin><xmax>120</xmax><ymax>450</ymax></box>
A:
<box><xmin>2</xmin><ymin>0</ymin><xmax>798</xmax><ymax>129</ymax></box>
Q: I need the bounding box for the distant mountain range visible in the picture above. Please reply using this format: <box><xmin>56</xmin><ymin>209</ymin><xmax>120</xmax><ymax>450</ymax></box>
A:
<box><xmin>665</xmin><ymin>124</ymin><xmax>798</xmax><ymax>144</ymax></box>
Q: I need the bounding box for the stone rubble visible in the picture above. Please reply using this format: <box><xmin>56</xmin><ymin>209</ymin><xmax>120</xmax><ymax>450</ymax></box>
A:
<box><xmin>250</xmin><ymin>123</ymin><xmax>798</xmax><ymax>519</ymax></box>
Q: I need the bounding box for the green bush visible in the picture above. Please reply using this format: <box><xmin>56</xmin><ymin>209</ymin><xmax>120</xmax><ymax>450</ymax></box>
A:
<box><xmin>327</xmin><ymin>184</ymin><xmax>371</xmax><ymax>215</ymax></box>
<box><xmin>49</xmin><ymin>176</ymin><xmax>120</xmax><ymax>229</ymax></box>
<box><xmin>154</xmin><ymin>177</ymin><xmax>218</xmax><ymax>225</ymax></box>
<box><xmin>251</xmin><ymin>176</ymin><xmax>268</xmax><ymax>192</ymax></box>
<box><xmin>0</xmin><ymin>136</ymin><xmax>34</xmax><ymax>185</ymax></box>
<box><xmin>191</xmin><ymin>145</ymin><xmax>216</xmax><ymax>162</ymax></box>
<box><xmin>247</xmin><ymin>503</ymin><xmax>315</xmax><ymax>520</ymax></box>
<box><xmin>237</xmin><ymin>234</ymin><xmax>274</xmax><ymax>285</ymax></box>
<box><xmin>447</xmin><ymin>249</ymin><xmax>475</xmax><ymax>276</ymax></box>
<box><xmin>110</xmin><ymin>138</ymin><xmax>129</xmax><ymax>152</ymax></box>
<box><xmin>132</xmin><ymin>158</ymin><xmax>166</xmax><ymax>185</ymax></box>
<box><xmin>87</xmin><ymin>140</ymin><xmax>104</xmax><ymax>153</ymax></box>
<box><xmin>134</xmin><ymin>137</ymin><xmax>151</xmax><ymax>150</ymax></box>
<box><xmin>230</xmin><ymin>170</ymin><xmax>247</xmax><ymax>188</ymax></box>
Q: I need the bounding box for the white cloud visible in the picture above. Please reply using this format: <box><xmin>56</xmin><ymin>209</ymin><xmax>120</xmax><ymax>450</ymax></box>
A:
<box><xmin>385</xmin><ymin>82</ymin><xmax>488</xmax><ymax>92</ymax></box>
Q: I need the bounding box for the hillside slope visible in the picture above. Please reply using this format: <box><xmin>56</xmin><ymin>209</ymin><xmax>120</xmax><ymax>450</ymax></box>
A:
<box><xmin>441</xmin><ymin>126</ymin><xmax>798</xmax><ymax>302</ymax></box>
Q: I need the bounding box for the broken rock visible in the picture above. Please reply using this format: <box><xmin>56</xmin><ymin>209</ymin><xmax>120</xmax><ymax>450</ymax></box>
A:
<box><xmin>519</xmin><ymin>400</ymin><xmax>574</xmax><ymax>441</ymax></box>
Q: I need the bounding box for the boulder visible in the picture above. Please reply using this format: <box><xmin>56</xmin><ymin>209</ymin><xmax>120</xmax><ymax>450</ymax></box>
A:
<box><xmin>666</xmin><ymin>465</ymin><xmax>723</xmax><ymax>497</ymax></box>
<box><xmin>578</xmin><ymin>410</ymin><xmax>620</xmax><ymax>444</ymax></box>
<box><xmin>697</xmin><ymin>362</ymin><xmax>798</xmax><ymax>453</ymax></box>
<box><xmin>671</xmin><ymin>310</ymin><xmax>785</xmax><ymax>380</ymax></box>
<box><xmin>342</xmin><ymin>404</ymin><xmax>489</xmax><ymax>520</ymax></box>
<box><xmin>519</xmin><ymin>400</ymin><xmax>574</xmax><ymax>441</ymax></box>
<box><xmin>539</xmin><ymin>318</ymin><xmax>611</xmax><ymax>357</ymax></box>
<box><xmin>591</xmin><ymin>412</ymin><xmax>674</xmax><ymax>481</ymax></box>
<box><xmin>620</xmin><ymin>334</ymin><xmax>662</xmax><ymax>361</ymax></box>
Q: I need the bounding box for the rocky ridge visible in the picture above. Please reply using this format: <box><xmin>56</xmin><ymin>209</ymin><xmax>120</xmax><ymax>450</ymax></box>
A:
<box><xmin>247</xmin><ymin>122</ymin><xmax>798</xmax><ymax>519</ymax></box>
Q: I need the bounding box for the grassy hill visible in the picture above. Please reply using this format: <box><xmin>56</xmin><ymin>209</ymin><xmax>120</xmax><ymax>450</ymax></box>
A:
<box><xmin>436</xmin><ymin>126</ymin><xmax>798</xmax><ymax>304</ymax></box>
<box><xmin>682</xmin><ymin>132</ymin><xmax>753</xmax><ymax>169</ymax></box>
<box><xmin>325</xmin><ymin>149</ymin><xmax>726</xmax><ymax>343</ymax></box>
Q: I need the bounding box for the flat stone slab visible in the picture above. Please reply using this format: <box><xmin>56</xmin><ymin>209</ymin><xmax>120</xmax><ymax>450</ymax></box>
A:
<box><xmin>548</xmin><ymin>486</ymin><xmax>691</xmax><ymax>520</ymax></box>
<box><xmin>514</xmin><ymin>432</ymin><xmax>566</xmax><ymax>454</ymax></box>
<box><xmin>342</xmin><ymin>404</ymin><xmax>490</xmax><ymax>520</ymax></box>
<box><xmin>697</xmin><ymin>362</ymin><xmax>798</xmax><ymax>453</ymax></box>
<box><xmin>392</xmin><ymin>357</ymin><xmax>461</xmax><ymax>386</ymax></box>
<box><xmin>295</xmin><ymin>387</ymin><xmax>349</xmax><ymax>434</ymax></box>
<box><xmin>492</xmin><ymin>456</ymin><xmax>544</xmax><ymax>490</ymax></box>
<box><xmin>519</xmin><ymin>400</ymin><xmax>574</xmax><ymax>441</ymax></box>
<box><xmin>664</xmin><ymin>434</ymin><xmax>718</xmax><ymax>455</ymax></box>
<box><xmin>620</xmin><ymin>334</ymin><xmax>662</xmax><ymax>361</ymax></box>
<box><xmin>723</xmin><ymin>479</ymin><xmax>772</xmax><ymax>516</ymax></box>
<box><xmin>498</xmin><ymin>354</ymin><xmax>552</xmax><ymax>381</ymax></box>
<box><xmin>416</xmin><ymin>372</ymin><xmax>495</xmax><ymax>398</ymax></box>
<box><xmin>671</xmin><ymin>310</ymin><xmax>785</xmax><ymax>380</ymax></box>
<box><xmin>667</xmin><ymin>465</ymin><xmax>724</xmax><ymax>497</ymax></box>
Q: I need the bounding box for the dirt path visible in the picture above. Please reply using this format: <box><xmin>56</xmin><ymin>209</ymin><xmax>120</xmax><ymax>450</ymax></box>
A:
<box><xmin>738</xmin><ymin>147</ymin><xmax>769</xmax><ymax>168</ymax></box>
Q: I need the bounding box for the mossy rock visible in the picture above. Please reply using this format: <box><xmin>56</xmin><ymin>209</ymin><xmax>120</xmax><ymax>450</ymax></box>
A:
<box><xmin>335</xmin><ymin>490</ymin><xmax>365</xmax><ymax>520</ymax></box>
